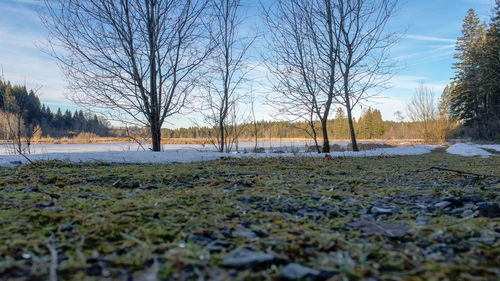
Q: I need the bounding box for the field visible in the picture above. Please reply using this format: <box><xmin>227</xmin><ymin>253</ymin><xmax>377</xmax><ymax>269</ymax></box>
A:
<box><xmin>0</xmin><ymin>137</ymin><xmax>428</xmax><ymax>146</ymax></box>
<box><xmin>1</xmin><ymin>149</ymin><xmax>499</xmax><ymax>280</ymax></box>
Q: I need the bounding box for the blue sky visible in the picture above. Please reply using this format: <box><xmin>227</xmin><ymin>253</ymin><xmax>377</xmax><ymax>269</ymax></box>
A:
<box><xmin>0</xmin><ymin>0</ymin><xmax>495</xmax><ymax>127</ymax></box>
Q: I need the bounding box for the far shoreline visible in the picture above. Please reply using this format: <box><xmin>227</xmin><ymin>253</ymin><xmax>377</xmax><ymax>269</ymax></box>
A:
<box><xmin>0</xmin><ymin>137</ymin><xmax>431</xmax><ymax>146</ymax></box>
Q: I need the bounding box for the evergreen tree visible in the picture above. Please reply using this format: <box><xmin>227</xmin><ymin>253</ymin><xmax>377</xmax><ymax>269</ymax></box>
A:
<box><xmin>450</xmin><ymin>7</ymin><xmax>500</xmax><ymax>139</ymax></box>
<box><xmin>450</xmin><ymin>9</ymin><xmax>486</xmax><ymax>125</ymax></box>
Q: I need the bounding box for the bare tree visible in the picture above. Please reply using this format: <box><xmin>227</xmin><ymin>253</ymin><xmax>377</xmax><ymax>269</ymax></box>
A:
<box><xmin>407</xmin><ymin>82</ymin><xmax>448</xmax><ymax>143</ymax></box>
<box><xmin>262</xmin><ymin>0</ymin><xmax>340</xmax><ymax>153</ymax></box>
<box><xmin>249</xmin><ymin>85</ymin><xmax>259</xmax><ymax>151</ymax></box>
<box><xmin>41</xmin><ymin>0</ymin><xmax>212</xmax><ymax>151</ymax></box>
<box><xmin>333</xmin><ymin>0</ymin><xmax>399</xmax><ymax>151</ymax></box>
<box><xmin>197</xmin><ymin>0</ymin><xmax>255</xmax><ymax>152</ymax></box>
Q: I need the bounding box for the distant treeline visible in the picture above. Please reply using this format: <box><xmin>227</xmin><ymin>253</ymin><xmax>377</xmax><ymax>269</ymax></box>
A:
<box><xmin>0</xmin><ymin>80</ymin><xmax>110</xmax><ymax>139</ymax></box>
<box><xmin>160</xmin><ymin>108</ymin><xmax>408</xmax><ymax>140</ymax></box>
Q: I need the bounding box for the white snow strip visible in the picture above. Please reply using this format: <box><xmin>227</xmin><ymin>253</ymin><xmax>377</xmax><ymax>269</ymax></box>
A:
<box><xmin>446</xmin><ymin>143</ymin><xmax>492</xmax><ymax>157</ymax></box>
<box><xmin>0</xmin><ymin>145</ymin><xmax>436</xmax><ymax>167</ymax></box>
<box><xmin>478</xmin><ymin>144</ymin><xmax>500</xmax><ymax>152</ymax></box>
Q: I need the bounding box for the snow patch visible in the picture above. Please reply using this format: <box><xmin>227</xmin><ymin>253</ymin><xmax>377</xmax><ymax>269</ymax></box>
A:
<box><xmin>446</xmin><ymin>143</ymin><xmax>492</xmax><ymax>157</ymax></box>
<box><xmin>0</xmin><ymin>145</ymin><xmax>436</xmax><ymax>167</ymax></box>
<box><xmin>478</xmin><ymin>144</ymin><xmax>500</xmax><ymax>152</ymax></box>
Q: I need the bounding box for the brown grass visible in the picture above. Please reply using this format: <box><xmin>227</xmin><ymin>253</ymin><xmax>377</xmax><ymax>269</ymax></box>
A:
<box><xmin>0</xmin><ymin>137</ymin><xmax>429</xmax><ymax>145</ymax></box>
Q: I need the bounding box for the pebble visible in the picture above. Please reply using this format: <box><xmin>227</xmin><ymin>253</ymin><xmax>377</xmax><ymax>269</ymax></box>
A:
<box><xmin>232</xmin><ymin>229</ymin><xmax>258</xmax><ymax>239</ymax></box>
<box><xmin>462</xmin><ymin>194</ymin><xmax>484</xmax><ymax>203</ymax></box>
<box><xmin>461</xmin><ymin>209</ymin><xmax>475</xmax><ymax>217</ymax></box>
<box><xmin>370</xmin><ymin>206</ymin><xmax>393</xmax><ymax>215</ymax></box>
<box><xmin>434</xmin><ymin>201</ymin><xmax>452</xmax><ymax>209</ymax></box>
<box><xmin>138</xmin><ymin>184</ymin><xmax>158</xmax><ymax>190</ymax></box>
<box><xmin>346</xmin><ymin>220</ymin><xmax>409</xmax><ymax>239</ymax></box>
<box><xmin>416</xmin><ymin>215</ymin><xmax>430</xmax><ymax>225</ymax></box>
<box><xmin>24</xmin><ymin>186</ymin><xmax>39</xmax><ymax>193</ymax></box>
<box><xmin>221</xmin><ymin>248</ymin><xmax>274</xmax><ymax>268</ymax></box>
<box><xmin>469</xmin><ymin>237</ymin><xmax>496</xmax><ymax>244</ymax></box>
<box><xmin>281</xmin><ymin>263</ymin><xmax>320</xmax><ymax>280</ymax></box>
<box><xmin>476</xmin><ymin>202</ymin><xmax>500</xmax><ymax>218</ymax></box>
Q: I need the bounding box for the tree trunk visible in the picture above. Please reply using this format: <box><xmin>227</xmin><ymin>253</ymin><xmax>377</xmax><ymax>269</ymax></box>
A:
<box><xmin>310</xmin><ymin>122</ymin><xmax>321</xmax><ymax>153</ymax></box>
<box><xmin>17</xmin><ymin>114</ymin><xmax>22</xmax><ymax>154</ymax></box>
<box><xmin>345</xmin><ymin>105</ymin><xmax>359</xmax><ymax>151</ymax></box>
<box><xmin>219</xmin><ymin>121</ymin><xmax>225</xmax><ymax>153</ymax></box>
<box><xmin>151</xmin><ymin>120</ymin><xmax>162</xmax><ymax>152</ymax></box>
<box><xmin>254</xmin><ymin>122</ymin><xmax>258</xmax><ymax>151</ymax></box>
<box><xmin>321</xmin><ymin>119</ymin><xmax>330</xmax><ymax>153</ymax></box>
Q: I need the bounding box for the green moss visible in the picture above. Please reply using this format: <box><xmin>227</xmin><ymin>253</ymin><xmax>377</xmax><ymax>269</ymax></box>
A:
<box><xmin>0</xmin><ymin>152</ymin><xmax>499</xmax><ymax>280</ymax></box>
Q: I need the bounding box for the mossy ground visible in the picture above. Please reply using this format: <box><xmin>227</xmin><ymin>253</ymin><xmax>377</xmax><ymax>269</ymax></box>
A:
<box><xmin>0</xmin><ymin>150</ymin><xmax>499</xmax><ymax>280</ymax></box>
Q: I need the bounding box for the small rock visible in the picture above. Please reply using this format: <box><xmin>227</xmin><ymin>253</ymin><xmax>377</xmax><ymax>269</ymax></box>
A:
<box><xmin>60</xmin><ymin>222</ymin><xmax>74</xmax><ymax>232</ymax></box>
<box><xmin>174</xmin><ymin>180</ymin><xmax>194</xmax><ymax>188</ymax></box>
<box><xmin>463</xmin><ymin>203</ymin><xmax>475</xmax><ymax>209</ymax></box>
<box><xmin>221</xmin><ymin>248</ymin><xmax>274</xmax><ymax>268</ymax></box>
<box><xmin>461</xmin><ymin>209</ymin><xmax>474</xmax><ymax>217</ymax></box>
<box><xmin>469</xmin><ymin>237</ymin><xmax>496</xmax><ymax>244</ymax></box>
<box><xmin>462</xmin><ymin>194</ymin><xmax>484</xmax><ymax>203</ymax></box>
<box><xmin>240</xmin><ymin>196</ymin><xmax>256</xmax><ymax>204</ymax></box>
<box><xmin>211</xmin><ymin>230</ymin><xmax>231</xmax><ymax>240</ymax></box>
<box><xmin>242</xmin><ymin>180</ymin><xmax>253</xmax><ymax>187</ymax></box>
<box><xmin>24</xmin><ymin>186</ymin><xmax>39</xmax><ymax>193</ymax></box>
<box><xmin>191</xmin><ymin>235</ymin><xmax>213</xmax><ymax>245</ymax></box>
<box><xmin>254</xmin><ymin>229</ymin><xmax>269</xmax><ymax>238</ymax></box>
<box><xmin>370</xmin><ymin>206</ymin><xmax>393</xmax><ymax>215</ymax></box>
<box><xmin>360</xmin><ymin>214</ymin><xmax>375</xmax><ymax>221</ymax></box>
<box><xmin>36</xmin><ymin>202</ymin><xmax>54</xmax><ymax>209</ymax></box>
<box><xmin>139</xmin><ymin>184</ymin><xmax>158</xmax><ymax>190</ymax></box>
<box><xmin>434</xmin><ymin>201</ymin><xmax>452</xmax><ymax>209</ymax></box>
<box><xmin>346</xmin><ymin>220</ymin><xmax>409</xmax><ymax>239</ymax></box>
<box><xmin>296</xmin><ymin>209</ymin><xmax>322</xmax><ymax>218</ymax></box>
<box><xmin>416</xmin><ymin>215</ymin><xmax>430</xmax><ymax>225</ymax></box>
<box><xmin>281</xmin><ymin>263</ymin><xmax>320</xmax><ymax>280</ymax></box>
<box><xmin>232</xmin><ymin>229</ymin><xmax>258</xmax><ymax>239</ymax></box>
<box><xmin>206</xmin><ymin>240</ymin><xmax>231</xmax><ymax>253</ymax></box>
<box><xmin>476</xmin><ymin>202</ymin><xmax>500</xmax><ymax>218</ymax></box>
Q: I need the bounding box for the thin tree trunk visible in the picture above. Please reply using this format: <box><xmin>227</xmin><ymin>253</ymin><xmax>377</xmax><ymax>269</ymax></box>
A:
<box><xmin>310</xmin><ymin>120</ymin><xmax>321</xmax><ymax>153</ymax></box>
<box><xmin>17</xmin><ymin>114</ymin><xmax>22</xmax><ymax>154</ymax></box>
<box><xmin>219</xmin><ymin>121</ymin><xmax>225</xmax><ymax>152</ymax></box>
<box><xmin>345</xmin><ymin>104</ymin><xmax>359</xmax><ymax>151</ymax></box>
<box><xmin>321</xmin><ymin>119</ymin><xmax>330</xmax><ymax>153</ymax></box>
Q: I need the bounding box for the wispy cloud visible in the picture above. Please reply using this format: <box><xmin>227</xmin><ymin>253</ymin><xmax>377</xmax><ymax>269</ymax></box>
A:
<box><xmin>389</xmin><ymin>75</ymin><xmax>448</xmax><ymax>92</ymax></box>
<box><xmin>405</xmin><ymin>34</ymin><xmax>455</xmax><ymax>43</ymax></box>
<box><xmin>8</xmin><ymin>0</ymin><xmax>39</xmax><ymax>5</ymax></box>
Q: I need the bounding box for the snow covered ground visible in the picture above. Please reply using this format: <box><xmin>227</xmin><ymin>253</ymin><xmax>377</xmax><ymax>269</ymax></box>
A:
<box><xmin>0</xmin><ymin>142</ymin><xmax>497</xmax><ymax>167</ymax></box>
<box><xmin>0</xmin><ymin>145</ymin><xmax>436</xmax><ymax>167</ymax></box>
<box><xmin>446</xmin><ymin>143</ymin><xmax>500</xmax><ymax>157</ymax></box>
<box><xmin>0</xmin><ymin>141</ymin><xmax>319</xmax><ymax>155</ymax></box>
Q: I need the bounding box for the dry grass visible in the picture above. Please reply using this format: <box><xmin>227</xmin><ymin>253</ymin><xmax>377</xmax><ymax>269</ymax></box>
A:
<box><xmin>0</xmin><ymin>137</ymin><xmax>430</xmax><ymax>145</ymax></box>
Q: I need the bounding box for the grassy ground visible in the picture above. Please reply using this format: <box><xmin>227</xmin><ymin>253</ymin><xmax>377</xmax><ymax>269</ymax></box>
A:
<box><xmin>0</xmin><ymin>150</ymin><xmax>499</xmax><ymax>280</ymax></box>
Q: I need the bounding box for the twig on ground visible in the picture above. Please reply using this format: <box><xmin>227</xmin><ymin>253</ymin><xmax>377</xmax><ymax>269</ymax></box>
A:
<box><xmin>19</xmin><ymin>151</ymin><xmax>33</xmax><ymax>164</ymax></box>
<box><xmin>47</xmin><ymin>233</ymin><xmax>58</xmax><ymax>281</ymax></box>
<box><xmin>421</xmin><ymin>166</ymin><xmax>500</xmax><ymax>179</ymax></box>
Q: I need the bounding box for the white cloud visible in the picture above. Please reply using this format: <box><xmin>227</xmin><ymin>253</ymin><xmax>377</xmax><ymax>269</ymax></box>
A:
<box><xmin>404</xmin><ymin>34</ymin><xmax>455</xmax><ymax>43</ymax></box>
<box><xmin>388</xmin><ymin>75</ymin><xmax>447</xmax><ymax>92</ymax></box>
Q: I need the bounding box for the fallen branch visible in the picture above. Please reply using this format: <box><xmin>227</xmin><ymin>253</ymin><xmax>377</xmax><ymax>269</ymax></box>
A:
<box><xmin>47</xmin><ymin>233</ymin><xmax>58</xmax><ymax>281</ymax></box>
<box><xmin>422</xmin><ymin>166</ymin><xmax>500</xmax><ymax>179</ymax></box>
<box><xmin>19</xmin><ymin>151</ymin><xmax>33</xmax><ymax>164</ymax></box>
